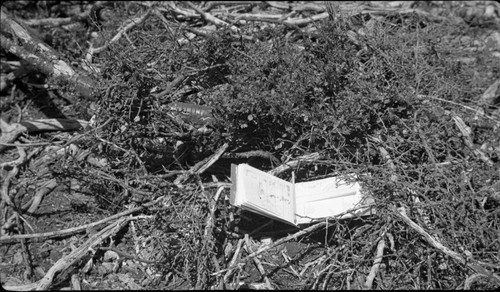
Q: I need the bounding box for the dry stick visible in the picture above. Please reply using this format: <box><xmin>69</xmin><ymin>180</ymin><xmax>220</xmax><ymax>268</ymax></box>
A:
<box><xmin>186</xmin><ymin>1</ymin><xmax>239</xmax><ymax>32</ymax></box>
<box><xmin>97</xmin><ymin>246</ymin><xmax>158</xmax><ymax>264</ymax></box>
<box><xmin>479</xmin><ymin>79</ymin><xmax>500</xmax><ymax>106</ymax></box>
<box><xmin>464</xmin><ymin>273</ymin><xmax>490</xmax><ymax>290</ymax></box>
<box><xmin>364</xmin><ymin>238</ymin><xmax>386</xmax><ymax>289</ymax></box>
<box><xmin>202</xmin><ymin>1</ymin><xmax>259</xmax><ymax>12</ymax></box>
<box><xmin>15</xmin><ymin>216</ymin><xmax>133</xmax><ymax>291</ymax></box>
<box><xmin>86</xmin><ymin>8</ymin><xmax>153</xmax><ymax>60</ymax></box>
<box><xmin>0</xmin><ymin>118</ymin><xmax>89</xmax><ymax>153</ymax></box>
<box><xmin>222</xmin><ymin>150</ymin><xmax>280</xmax><ymax>165</ymax></box>
<box><xmin>204</xmin><ymin>186</ymin><xmax>225</xmax><ymax>238</ymax></box>
<box><xmin>421</xmin><ymin>94</ymin><xmax>500</xmax><ymax>125</ymax></box>
<box><xmin>71</xmin><ymin>274</ymin><xmax>81</xmax><ymax>291</ymax></box>
<box><xmin>0</xmin><ymin>141</ymin><xmax>63</xmax><ymax>147</ymax></box>
<box><xmin>292</xmin><ymin>3</ymin><xmax>325</xmax><ymax>12</ymax></box>
<box><xmin>452</xmin><ymin>115</ymin><xmax>494</xmax><ymax>166</ymax></box>
<box><xmin>16</xmin><ymin>214</ymin><xmax>34</xmax><ymax>282</ymax></box>
<box><xmin>0</xmin><ymin>10</ymin><xmax>96</xmax><ymax>98</ymax></box>
<box><xmin>265</xmin><ymin>1</ymin><xmax>292</xmax><ymax>10</ymax></box>
<box><xmin>243</xmin><ymin>234</ymin><xmax>273</xmax><ymax>289</ymax></box>
<box><xmin>284</xmin><ymin>11</ymin><xmax>329</xmax><ymax>26</ymax></box>
<box><xmin>0</xmin><ymin>147</ymin><xmax>40</xmax><ymax>234</ymax></box>
<box><xmin>2</xmin><ymin>179</ymin><xmax>58</xmax><ymax>233</ymax></box>
<box><xmin>93</xmin><ymin>169</ymin><xmax>151</xmax><ymax>197</ymax></box>
<box><xmin>311</xmin><ymin>264</ymin><xmax>334</xmax><ymax>289</ymax></box>
<box><xmin>0</xmin><ymin>205</ymin><xmax>145</xmax><ymax>244</ymax></box>
<box><xmin>174</xmin><ymin>142</ymin><xmax>229</xmax><ymax>186</ymax></box>
<box><xmin>195</xmin><ymin>186</ymin><xmax>225</xmax><ymax>289</ymax></box>
<box><xmin>0</xmin><ymin>146</ymin><xmax>25</xmax><ymax>207</ymax></box>
<box><xmin>21</xmin><ymin>7</ymin><xmax>91</xmax><ymax>27</ymax></box>
<box><xmin>300</xmin><ymin>254</ymin><xmax>328</xmax><ymax>277</ymax></box>
<box><xmin>162</xmin><ymin>2</ymin><xmax>199</xmax><ymax>18</ymax></box>
<box><xmin>243</xmin><ymin>220</ymin><xmax>327</xmax><ymax>261</ymax></box>
<box><xmin>223</xmin><ymin>238</ymin><xmax>246</xmax><ymax>284</ymax></box>
<box><xmin>27</xmin><ymin>179</ymin><xmax>57</xmax><ymax>214</ymax></box>
<box><xmin>230</xmin><ymin>12</ymin><xmax>285</xmax><ymax>21</ymax></box>
<box><xmin>153</xmin><ymin>72</ymin><xmax>187</xmax><ymax>99</ymax></box>
<box><xmin>267</xmin><ymin>152</ymin><xmax>321</xmax><ymax>176</ymax></box>
<box><xmin>393</xmin><ymin>206</ymin><xmax>500</xmax><ymax>285</ymax></box>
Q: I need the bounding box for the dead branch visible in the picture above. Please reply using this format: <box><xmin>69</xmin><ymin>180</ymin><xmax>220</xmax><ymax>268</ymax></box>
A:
<box><xmin>201</xmin><ymin>1</ymin><xmax>259</xmax><ymax>12</ymax></box>
<box><xmin>162</xmin><ymin>2</ymin><xmax>199</xmax><ymax>18</ymax></box>
<box><xmin>21</xmin><ymin>8</ymin><xmax>91</xmax><ymax>27</ymax></box>
<box><xmin>70</xmin><ymin>274</ymin><xmax>81</xmax><ymax>291</ymax></box>
<box><xmin>5</xmin><ymin>216</ymin><xmax>134</xmax><ymax>291</ymax></box>
<box><xmin>0</xmin><ymin>118</ymin><xmax>89</xmax><ymax>153</ymax></box>
<box><xmin>187</xmin><ymin>1</ymin><xmax>239</xmax><ymax>32</ymax></box>
<box><xmin>452</xmin><ymin>115</ymin><xmax>494</xmax><ymax>166</ymax></box>
<box><xmin>268</xmin><ymin>152</ymin><xmax>322</xmax><ymax>176</ymax></box>
<box><xmin>0</xmin><ymin>8</ymin><xmax>97</xmax><ymax>98</ymax></box>
<box><xmin>393</xmin><ymin>205</ymin><xmax>500</xmax><ymax>285</ymax></box>
<box><xmin>86</xmin><ymin>7</ymin><xmax>153</xmax><ymax>61</ymax></box>
<box><xmin>464</xmin><ymin>273</ymin><xmax>492</xmax><ymax>290</ymax></box>
<box><xmin>0</xmin><ymin>146</ymin><xmax>25</xmax><ymax>207</ymax></box>
<box><xmin>2</xmin><ymin>179</ymin><xmax>57</xmax><ymax>234</ymax></box>
<box><xmin>421</xmin><ymin>94</ymin><xmax>500</xmax><ymax>125</ymax></box>
<box><xmin>174</xmin><ymin>142</ymin><xmax>229</xmax><ymax>186</ymax></box>
<box><xmin>364</xmin><ymin>238</ymin><xmax>386</xmax><ymax>289</ymax></box>
<box><xmin>153</xmin><ymin>73</ymin><xmax>187</xmax><ymax>99</ymax></box>
<box><xmin>243</xmin><ymin>220</ymin><xmax>327</xmax><ymax>261</ymax></box>
<box><xmin>284</xmin><ymin>12</ymin><xmax>329</xmax><ymax>26</ymax></box>
<box><xmin>27</xmin><ymin>179</ymin><xmax>57</xmax><ymax>214</ymax></box>
<box><xmin>222</xmin><ymin>150</ymin><xmax>280</xmax><ymax>165</ymax></box>
<box><xmin>223</xmin><ymin>237</ymin><xmax>246</xmax><ymax>284</ymax></box>
<box><xmin>97</xmin><ymin>246</ymin><xmax>158</xmax><ymax>264</ymax></box>
<box><xmin>243</xmin><ymin>234</ymin><xmax>274</xmax><ymax>289</ymax></box>
<box><xmin>0</xmin><ymin>205</ymin><xmax>145</xmax><ymax>244</ymax></box>
<box><xmin>479</xmin><ymin>79</ymin><xmax>500</xmax><ymax>106</ymax></box>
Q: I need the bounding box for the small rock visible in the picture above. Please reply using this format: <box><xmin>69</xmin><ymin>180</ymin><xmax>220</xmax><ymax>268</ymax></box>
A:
<box><xmin>103</xmin><ymin>250</ymin><xmax>119</xmax><ymax>262</ymax></box>
<box><xmin>98</xmin><ymin>262</ymin><xmax>114</xmax><ymax>275</ymax></box>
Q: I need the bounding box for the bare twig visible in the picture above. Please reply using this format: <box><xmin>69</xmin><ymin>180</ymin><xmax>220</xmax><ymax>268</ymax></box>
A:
<box><xmin>153</xmin><ymin>73</ymin><xmax>187</xmax><ymax>99</ymax></box>
<box><xmin>202</xmin><ymin>1</ymin><xmax>260</xmax><ymax>12</ymax></box>
<box><xmin>86</xmin><ymin>8</ymin><xmax>153</xmax><ymax>61</ymax></box>
<box><xmin>284</xmin><ymin>12</ymin><xmax>329</xmax><ymax>26</ymax></box>
<box><xmin>0</xmin><ymin>9</ymin><xmax>97</xmax><ymax>98</ymax></box>
<box><xmin>71</xmin><ymin>274</ymin><xmax>81</xmax><ymax>291</ymax></box>
<box><xmin>3</xmin><ymin>216</ymin><xmax>134</xmax><ymax>290</ymax></box>
<box><xmin>223</xmin><ymin>150</ymin><xmax>280</xmax><ymax>165</ymax></box>
<box><xmin>97</xmin><ymin>246</ymin><xmax>159</xmax><ymax>264</ymax></box>
<box><xmin>0</xmin><ymin>146</ymin><xmax>25</xmax><ymax>207</ymax></box>
<box><xmin>452</xmin><ymin>115</ymin><xmax>494</xmax><ymax>166</ymax></box>
<box><xmin>464</xmin><ymin>273</ymin><xmax>491</xmax><ymax>290</ymax></box>
<box><xmin>479</xmin><ymin>79</ymin><xmax>500</xmax><ymax>106</ymax></box>
<box><xmin>223</xmin><ymin>238</ymin><xmax>245</xmax><ymax>284</ymax></box>
<box><xmin>420</xmin><ymin>94</ymin><xmax>500</xmax><ymax>124</ymax></box>
<box><xmin>27</xmin><ymin>179</ymin><xmax>57</xmax><ymax>214</ymax></box>
<box><xmin>393</xmin><ymin>205</ymin><xmax>500</xmax><ymax>285</ymax></box>
<box><xmin>21</xmin><ymin>7</ymin><xmax>91</xmax><ymax>27</ymax></box>
<box><xmin>244</xmin><ymin>234</ymin><xmax>274</xmax><ymax>289</ymax></box>
<box><xmin>0</xmin><ymin>118</ymin><xmax>89</xmax><ymax>153</ymax></box>
<box><xmin>268</xmin><ymin>152</ymin><xmax>322</xmax><ymax>176</ymax></box>
<box><xmin>0</xmin><ymin>205</ymin><xmax>145</xmax><ymax>243</ymax></box>
<box><xmin>174</xmin><ymin>142</ymin><xmax>229</xmax><ymax>186</ymax></box>
<box><xmin>364</xmin><ymin>238</ymin><xmax>386</xmax><ymax>289</ymax></box>
<box><xmin>186</xmin><ymin>1</ymin><xmax>239</xmax><ymax>32</ymax></box>
<box><xmin>243</xmin><ymin>220</ymin><xmax>327</xmax><ymax>260</ymax></box>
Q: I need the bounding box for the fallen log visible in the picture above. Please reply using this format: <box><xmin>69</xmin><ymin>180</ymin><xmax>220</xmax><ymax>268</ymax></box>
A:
<box><xmin>0</xmin><ymin>7</ymin><xmax>98</xmax><ymax>99</ymax></box>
